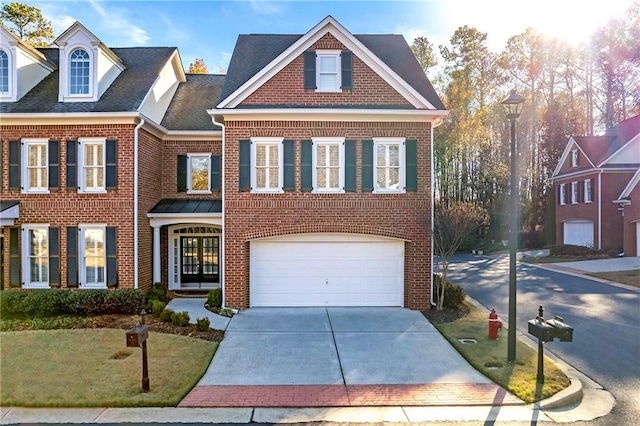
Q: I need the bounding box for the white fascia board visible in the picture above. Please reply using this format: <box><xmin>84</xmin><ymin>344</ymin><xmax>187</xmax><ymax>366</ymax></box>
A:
<box><xmin>217</xmin><ymin>16</ymin><xmax>437</xmax><ymax>110</ymax></box>
<box><xmin>618</xmin><ymin>168</ymin><xmax>640</xmax><ymax>200</ymax></box>
<box><xmin>552</xmin><ymin>137</ymin><xmax>595</xmax><ymax>177</ymax></box>
<box><xmin>0</xmin><ymin>112</ymin><xmax>140</xmax><ymax>125</ymax></box>
<box><xmin>148</xmin><ymin>213</ymin><xmax>222</xmax><ymax>229</ymax></box>
<box><xmin>209</xmin><ymin>107</ymin><xmax>449</xmax><ymax>123</ymax></box>
<box><xmin>598</xmin><ymin>133</ymin><xmax>640</xmax><ymax>167</ymax></box>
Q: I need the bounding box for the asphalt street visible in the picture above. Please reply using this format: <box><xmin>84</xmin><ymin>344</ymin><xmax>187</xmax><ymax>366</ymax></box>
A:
<box><xmin>445</xmin><ymin>253</ymin><xmax>640</xmax><ymax>426</ymax></box>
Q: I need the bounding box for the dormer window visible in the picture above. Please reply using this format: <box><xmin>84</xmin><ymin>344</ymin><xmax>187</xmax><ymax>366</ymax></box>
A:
<box><xmin>304</xmin><ymin>50</ymin><xmax>353</xmax><ymax>92</ymax></box>
<box><xmin>70</xmin><ymin>48</ymin><xmax>90</xmax><ymax>95</ymax></box>
<box><xmin>0</xmin><ymin>49</ymin><xmax>9</xmax><ymax>93</ymax></box>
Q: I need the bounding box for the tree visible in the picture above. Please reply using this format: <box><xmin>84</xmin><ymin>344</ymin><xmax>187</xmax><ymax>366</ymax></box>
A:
<box><xmin>433</xmin><ymin>201</ymin><xmax>487</xmax><ymax>310</ymax></box>
<box><xmin>187</xmin><ymin>58</ymin><xmax>208</xmax><ymax>74</ymax></box>
<box><xmin>411</xmin><ymin>36</ymin><xmax>437</xmax><ymax>74</ymax></box>
<box><xmin>0</xmin><ymin>2</ymin><xmax>54</xmax><ymax>48</ymax></box>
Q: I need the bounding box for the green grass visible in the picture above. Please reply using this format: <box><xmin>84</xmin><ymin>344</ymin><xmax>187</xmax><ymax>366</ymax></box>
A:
<box><xmin>433</xmin><ymin>302</ymin><xmax>570</xmax><ymax>403</ymax></box>
<box><xmin>587</xmin><ymin>270</ymin><xmax>640</xmax><ymax>288</ymax></box>
<box><xmin>0</xmin><ymin>329</ymin><xmax>217</xmax><ymax>407</ymax></box>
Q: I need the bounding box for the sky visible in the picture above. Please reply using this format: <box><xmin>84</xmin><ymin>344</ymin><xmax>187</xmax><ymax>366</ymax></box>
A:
<box><xmin>25</xmin><ymin>0</ymin><xmax>636</xmax><ymax>73</ymax></box>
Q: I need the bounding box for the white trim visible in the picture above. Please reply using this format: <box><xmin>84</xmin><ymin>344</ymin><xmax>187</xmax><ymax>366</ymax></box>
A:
<box><xmin>0</xmin><ymin>45</ymin><xmax>16</xmax><ymax>102</ymax></box>
<box><xmin>21</xmin><ymin>224</ymin><xmax>51</xmax><ymax>289</ymax></box>
<box><xmin>584</xmin><ymin>178</ymin><xmax>593</xmax><ymax>203</ymax></box>
<box><xmin>147</xmin><ymin>214</ymin><xmax>222</xmax><ymax>229</ymax></box>
<box><xmin>166</xmin><ymin>224</ymin><xmax>222</xmax><ymax>290</ymax></box>
<box><xmin>186</xmin><ymin>153</ymin><xmax>212</xmax><ymax>194</ymax></box>
<box><xmin>78</xmin><ymin>137</ymin><xmax>107</xmax><ymax>193</ymax></box>
<box><xmin>570</xmin><ymin>149</ymin><xmax>578</xmax><ymax>167</ymax></box>
<box><xmin>211</xmin><ymin>115</ymin><xmax>226</xmax><ymax>307</ymax></box>
<box><xmin>312</xmin><ymin>137</ymin><xmax>345</xmax><ymax>193</ymax></box>
<box><xmin>373</xmin><ymin>137</ymin><xmax>406</xmax><ymax>193</ymax></box>
<box><xmin>315</xmin><ymin>50</ymin><xmax>342</xmax><ymax>93</ymax></box>
<box><xmin>21</xmin><ymin>139</ymin><xmax>50</xmax><ymax>194</ymax></box>
<box><xmin>216</xmin><ymin>16</ymin><xmax>438</xmax><ymax>110</ymax></box>
<box><xmin>210</xmin><ymin>108</ymin><xmax>448</xmax><ymax>123</ymax></box>
<box><xmin>559</xmin><ymin>183</ymin><xmax>567</xmax><ymax>205</ymax></box>
<box><xmin>598</xmin><ymin>132</ymin><xmax>640</xmax><ymax>167</ymax></box>
<box><xmin>552</xmin><ymin>138</ymin><xmax>595</xmax><ymax>178</ymax></box>
<box><xmin>570</xmin><ymin>181</ymin><xmax>579</xmax><ymax>204</ymax></box>
<box><xmin>597</xmin><ymin>171</ymin><xmax>602</xmax><ymax>250</ymax></box>
<box><xmin>617</xmin><ymin>168</ymin><xmax>640</xmax><ymax>200</ymax></box>
<box><xmin>251</xmin><ymin>137</ymin><xmax>284</xmax><ymax>193</ymax></box>
<box><xmin>78</xmin><ymin>224</ymin><xmax>108</xmax><ymax>289</ymax></box>
<box><xmin>133</xmin><ymin>118</ymin><xmax>144</xmax><ymax>289</ymax></box>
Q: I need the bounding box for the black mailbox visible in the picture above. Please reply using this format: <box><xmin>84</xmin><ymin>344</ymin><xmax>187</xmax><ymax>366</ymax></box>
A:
<box><xmin>528</xmin><ymin>318</ymin><xmax>555</xmax><ymax>342</ymax></box>
<box><xmin>546</xmin><ymin>316</ymin><xmax>573</xmax><ymax>342</ymax></box>
<box><xmin>126</xmin><ymin>324</ymin><xmax>149</xmax><ymax>347</ymax></box>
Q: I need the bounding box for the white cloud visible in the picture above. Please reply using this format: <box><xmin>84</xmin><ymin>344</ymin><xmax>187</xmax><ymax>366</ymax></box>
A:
<box><xmin>87</xmin><ymin>0</ymin><xmax>150</xmax><ymax>46</ymax></box>
<box><xmin>249</xmin><ymin>0</ymin><xmax>284</xmax><ymax>15</ymax></box>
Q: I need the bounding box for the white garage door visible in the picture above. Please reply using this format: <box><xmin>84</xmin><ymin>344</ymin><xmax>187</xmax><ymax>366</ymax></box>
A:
<box><xmin>563</xmin><ymin>220</ymin><xmax>594</xmax><ymax>247</ymax></box>
<box><xmin>250</xmin><ymin>233</ymin><xmax>404</xmax><ymax>307</ymax></box>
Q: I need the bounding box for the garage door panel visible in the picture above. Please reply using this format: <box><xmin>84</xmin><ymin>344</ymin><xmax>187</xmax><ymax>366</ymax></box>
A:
<box><xmin>250</xmin><ymin>236</ymin><xmax>404</xmax><ymax>307</ymax></box>
<box><xmin>564</xmin><ymin>221</ymin><xmax>594</xmax><ymax>247</ymax></box>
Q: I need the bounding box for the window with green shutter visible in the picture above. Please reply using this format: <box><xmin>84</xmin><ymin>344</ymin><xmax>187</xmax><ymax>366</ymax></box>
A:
<box><xmin>48</xmin><ymin>139</ymin><xmax>59</xmax><ymax>189</ymax></box>
<box><xmin>105</xmin><ymin>139</ymin><xmax>117</xmax><ymax>190</ymax></box>
<box><xmin>283</xmin><ymin>140</ymin><xmax>295</xmax><ymax>191</ymax></box>
<box><xmin>405</xmin><ymin>139</ymin><xmax>417</xmax><ymax>191</ymax></box>
<box><xmin>66</xmin><ymin>140</ymin><xmax>77</xmax><ymax>189</ymax></box>
<box><xmin>304</xmin><ymin>51</ymin><xmax>316</xmax><ymax>89</ymax></box>
<box><xmin>300</xmin><ymin>139</ymin><xmax>313</xmax><ymax>192</ymax></box>
<box><xmin>361</xmin><ymin>140</ymin><xmax>374</xmax><ymax>192</ymax></box>
<box><xmin>239</xmin><ymin>140</ymin><xmax>251</xmax><ymax>192</ymax></box>
<box><xmin>344</xmin><ymin>140</ymin><xmax>356</xmax><ymax>192</ymax></box>
<box><xmin>9</xmin><ymin>227</ymin><xmax>21</xmax><ymax>287</ymax></box>
<box><xmin>67</xmin><ymin>227</ymin><xmax>78</xmax><ymax>287</ymax></box>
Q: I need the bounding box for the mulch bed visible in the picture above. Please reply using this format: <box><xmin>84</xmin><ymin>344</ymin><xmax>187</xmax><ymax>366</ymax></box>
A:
<box><xmin>85</xmin><ymin>314</ymin><xmax>224</xmax><ymax>342</ymax></box>
<box><xmin>421</xmin><ymin>304</ymin><xmax>469</xmax><ymax>324</ymax></box>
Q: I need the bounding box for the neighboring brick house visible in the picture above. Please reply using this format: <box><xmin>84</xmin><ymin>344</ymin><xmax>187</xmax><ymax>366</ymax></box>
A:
<box><xmin>0</xmin><ymin>16</ymin><xmax>448</xmax><ymax>310</ymax></box>
<box><xmin>552</xmin><ymin>115</ymin><xmax>640</xmax><ymax>255</ymax></box>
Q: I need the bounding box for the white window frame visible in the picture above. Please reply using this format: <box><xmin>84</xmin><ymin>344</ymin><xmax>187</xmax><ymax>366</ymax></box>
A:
<box><xmin>559</xmin><ymin>183</ymin><xmax>567</xmax><ymax>205</ymax></box>
<box><xmin>374</xmin><ymin>137</ymin><xmax>406</xmax><ymax>194</ymax></box>
<box><xmin>0</xmin><ymin>48</ymin><xmax>11</xmax><ymax>97</ymax></box>
<box><xmin>79</xmin><ymin>225</ymin><xmax>107</xmax><ymax>289</ymax></box>
<box><xmin>571</xmin><ymin>181</ymin><xmax>579</xmax><ymax>204</ymax></box>
<box><xmin>187</xmin><ymin>153</ymin><xmax>211</xmax><ymax>194</ymax></box>
<box><xmin>22</xmin><ymin>224</ymin><xmax>50</xmax><ymax>289</ymax></box>
<box><xmin>69</xmin><ymin>47</ymin><xmax>92</xmax><ymax>97</ymax></box>
<box><xmin>78</xmin><ymin>138</ymin><xmax>106</xmax><ymax>193</ymax></box>
<box><xmin>312</xmin><ymin>137</ymin><xmax>345</xmax><ymax>193</ymax></box>
<box><xmin>571</xmin><ymin>149</ymin><xmax>578</xmax><ymax>167</ymax></box>
<box><xmin>21</xmin><ymin>139</ymin><xmax>49</xmax><ymax>194</ymax></box>
<box><xmin>316</xmin><ymin>50</ymin><xmax>342</xmax><ymax>93</ymax></box>
<box><xmin>251</xmin><ymin>137</ymin><xmax>284</xmax><ymax>193</ymax></box>
<box><xmin>584</xmin><ymin>179</ymin><xmax>593</xmax><ymax>203</ymax></box>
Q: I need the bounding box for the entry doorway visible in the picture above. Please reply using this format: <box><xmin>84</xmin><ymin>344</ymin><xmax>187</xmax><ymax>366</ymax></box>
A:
<box><xmin>169</xmin><ymin>226</ymin><xmax>221</xmax><ymax>290</ymax></box>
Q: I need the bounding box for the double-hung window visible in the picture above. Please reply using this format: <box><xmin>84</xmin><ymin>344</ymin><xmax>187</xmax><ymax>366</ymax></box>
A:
<box><xmin>571</xmin><ymin>150</ymin><xmax>579</xmax><ymax>167</ymax></box>
<box><xmin>22</xmin><ymin>139</ymin><xmax>48</xmax><ymax>193</ymax></box>
<box><xmin>571</xmin><ymin>181</ymin><xmax>579</xmax><ymax>204</ymax></box>
<box><xmin>22</xmin><ymin>225</ymin><xmax>49</xmax><ymax>288</ymax></box>
<box><xmin>313</xmin><ymin>137</ymin><xmax>344</xmax><ymax>193</ymax></box>
<box><xmin>316</xmin><ymin>50</ymin><xmax>341</xmax><ymax>92</ymax></box>
<box><xmin>559</xmin><ymin>184</ymin><xmax>567</xmax><ymax>205</ymax></box>
<box><xmin>374</xmin><ymin>138</ymin><xmax>405</xmax><ymax>193</ymax></box>
<box><xmin>188</xmin><ymin>154</ymin><xmax>211</xmax><ymax>193</ymax></box>
<box><xmin>79</xmin><ymin>138</ymin><xmax>105</xmax><ymax>192</ymax></box>
<box><xmin>251</xmin><ymin>137</ymin><xmax>283</xmax><ymax>193</ymax></box>
<box><xmin>70</xmin><ymin>48</ymin><xmax>90</xmax><ymax>95</ymax></box>
<box><xmin>80</xmin><ymin>226</ymin><xmax>106</xmax><ymax>288</ymax></box>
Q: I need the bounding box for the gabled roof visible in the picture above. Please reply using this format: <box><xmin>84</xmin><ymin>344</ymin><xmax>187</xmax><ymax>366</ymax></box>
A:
<box><xmin>217</xmin><ymin>15</ymin><xmax>445</xmax><ymax>111</ymax></box>
<box><xmin>161</xmin><ymin>74</ymin><xmax>225</xmax><ymax>131</ymax></box>
<box><xmin>0</xmin><ymin>47</ymin><xmax>177</xmax><ymax>114</ymax></box>
<box><xmin>54</xmin><ymin>21</ymin><xmax>125</xmax><ymax>70</ymax></box>
<box><xmin>617</xmin><ymin>168</ymin><xmax>640</xmax><ymax>201</ymax></box>
<box><xmin>0</xmin><ymin>24</ymin><xmax>57</xmax><ymax>70</ymax></box>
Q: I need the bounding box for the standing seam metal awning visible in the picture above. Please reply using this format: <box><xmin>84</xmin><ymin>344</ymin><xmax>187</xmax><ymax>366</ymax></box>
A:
<box><xmin>148</xmin><ymin>199</ymin><xmax>222</xmax><ymax>214</ymax></box>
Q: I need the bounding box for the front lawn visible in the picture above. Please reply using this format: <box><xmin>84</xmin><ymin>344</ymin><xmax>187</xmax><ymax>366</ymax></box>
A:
<box><xmin>424</xmin><ymin>302</ymin><xmax>571</xmax><ymax>404</ymax></box>
<box><xmin>587</xmin><ymin>270</ymin><xmax>640</xmax><ymax>288</ymax></box>
<box><xmin>0</xmin><ymin>329</ymin><xmax>217</xmax><ymax>407</ymax></box>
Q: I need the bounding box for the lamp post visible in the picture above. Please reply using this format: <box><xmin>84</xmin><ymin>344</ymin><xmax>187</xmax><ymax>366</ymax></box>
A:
<box><xmin>501</xmin><ymin>89</ymin><xmax>525</xmax><ymax>363</ymax></box>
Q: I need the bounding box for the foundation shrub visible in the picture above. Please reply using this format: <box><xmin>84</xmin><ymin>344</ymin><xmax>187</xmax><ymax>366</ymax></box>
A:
<box><xmin>159</xmin><ymin>308</ymin><xmax>174</xmax><ymax>323</ymax></box>
<box><xmin>195</xmin><ymin>317</ymin><xmax>211</xmax><ymax>331</ymax></box>
<box><xmin>171</xmin><ymin>311</ymin><xmax>190</xmax><ymax>327</ymax></box>
<box><xmin>207</xmin><ymin>289</ymin><xmax>222</xmax><ymax>308</ymax></box>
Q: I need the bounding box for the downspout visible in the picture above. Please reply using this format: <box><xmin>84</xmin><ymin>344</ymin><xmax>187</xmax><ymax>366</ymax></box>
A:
<box><xmin>430</xmin><ymin>121</ymin><xmax>436</xmax><ymax>307</ymax></box>
<box><xmin>212</xmin><ymin>115</ymin><xmax>226</xmax><ymax>307</ymax></box>
<box><xmin>134</xmin><ymin>117</ymin><xmax>145</xmax><ymax>289</ymax></box>
<box><xmin>598</xmin><ymin>170</ymin><xmax>602</xmax><ymax>250</ymax></box>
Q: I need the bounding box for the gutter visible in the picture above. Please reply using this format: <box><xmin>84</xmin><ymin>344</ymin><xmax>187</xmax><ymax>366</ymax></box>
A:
<box><xmin>211</xmin><ymin>114</ymin><xmax>226</xmax><ymax>308</ymax></box>
<box><xmin>134</xmin><ymin>117</ymin><xmax>145</xmax><ymax>289</ymax></box>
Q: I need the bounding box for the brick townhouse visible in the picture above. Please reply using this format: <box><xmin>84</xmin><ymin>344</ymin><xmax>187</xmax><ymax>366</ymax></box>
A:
<box><xmin>0</xmin><ymin>16</ymin><xmax>448</xmax><ymax>309</ymax></box>
<box><xmin>552</xmin><ymin>115</ymin><xmax>640</xmax><ymax>255</ymax></box>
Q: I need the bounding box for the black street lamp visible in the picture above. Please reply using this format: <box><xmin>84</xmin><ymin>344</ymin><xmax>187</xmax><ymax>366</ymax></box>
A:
<box><xmin>501</xmin><ymin>89</ymin><xmax>525</xmax><ymax>363</ymax></box>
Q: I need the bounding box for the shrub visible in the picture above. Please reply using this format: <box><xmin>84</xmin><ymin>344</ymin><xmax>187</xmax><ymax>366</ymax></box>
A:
<box><xmin>159</xmin><ymin>308</ymin><xmax>174</xmax><ymax>322</ymax></box>
<box><xmin>219</xmin><ymin>308</ymin><xmax>235</xmax><ymax>318</ymax></box>
<box><xmin>104</xmin><ymin>289</ymin><xmax>146</xmax><ymax>314</ymax></box>
<box><xmin>207</xmin><ymin>288</ymin><xmax>222</xmax><ymax>308</ymax></box>
<box><xmin>147</xmin><ymin>282</ymin><xmax>168</xmax><ymax>302</ymax></box>
<box><xmin>195</xmin><ymin>317</ymin><xmax>211</xmax><ymax>331</ymax></box>
<box><xmin>433</xmin><ymin>275</ymin><xmax>466</xmax><ymax>309</ymax></box>
<box><xmin>150</xmin><ymin>300</ymin><xmax>166</xmax><ymax>316</ymax></box>
<box><xmin>171</xmin><ymin>311</ymin><xmax>190</xmax><ymax>327</ymax></box>
<box><xmin>549</xmin><ymin>244</ymin><xmax>596</xmax><ymax>257</ymax></box>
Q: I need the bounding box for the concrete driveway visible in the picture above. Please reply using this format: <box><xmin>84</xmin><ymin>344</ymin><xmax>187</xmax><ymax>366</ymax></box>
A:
<box><xmin>196</xmin><ymin>307</ymin><xmax>490</xmax><ymax>386</ymax></box>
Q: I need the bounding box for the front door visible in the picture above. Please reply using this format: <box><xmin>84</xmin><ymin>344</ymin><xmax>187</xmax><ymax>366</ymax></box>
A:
<box><xmin>180</xmin><ymin>236</ymin><xmax>219</xmax><ymax>287</ymax></box>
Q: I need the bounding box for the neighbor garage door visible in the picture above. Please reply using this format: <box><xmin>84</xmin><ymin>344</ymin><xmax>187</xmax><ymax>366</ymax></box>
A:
<box><xmin>563</xmin><ymin>220</ymin><xmax>594</xmax><ymax>247</ymax></box>
<box><xmin>250</xmin><ymin>233</ymin><xmax>404</xmax><ymax>307</ymax></box>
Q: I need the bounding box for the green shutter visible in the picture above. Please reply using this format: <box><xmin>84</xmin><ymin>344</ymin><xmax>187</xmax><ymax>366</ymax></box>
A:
<box><xmin>301</xmin><ymin>140</ymin><xmax>313</xmax><ymax>192</ymax></box>
<box><xmin>106</xmin><ymin>227</ymin><xmax>117</xmax><ymax>288</ymax></box>
<box><xmin>177</xmin><ymin>155</ymin><xmax>187</xmax><ymax>192</ymax></box>
<box><xmin>105</xmin><ymin>139</ymin><xmax>117</xmax><ymax>189</ymax></box>
<box><xmin>345</xmin><ymin>140</ymin><xmax>356</xmax><ymax>192</ymax></box>
<box><xmin>283</xmin><ymin>139</ymin><xmax>295</xmax><ymax>191</ymax></box>
<box><xmin>361</xmin><ymin>140</ymin><xmax>374</xmax><ymax>192</ymax></box>
<box><xmin>48</xmin><ymin>139</ymin><xmax>59</xmax><ymax>189</ymax></box>
<box><xmin>49</xmin><ymin>227</ymin><xmax>60</xmax><ymax>287</ymax></box>
<box><xmin>67</xmin><ymin>227</ymin><xmax>78</xmax><ymax>288</ymax></box>
<box><xmin>239</xmin><ymin>140</ymin><xmax>251</xmax><ymax>192</ymax></box>
<box><xmin>66</xmin><ymin>140</ymin><xmax>77</xmax><ymax>189</ymax></box>
<box><xmin>9</xmin><ymin>227</ymin><xmax>21</xmax><ymax>287</ymax></box>
<box><xmin>8</xmin><ymin>140</ymin><xmax>20</xmax><ymax>190</ymax></box>
<box><xmin>304</xmin><ymin>51</ymin><xmax>316</xmax><ymax>89</ymax></box>
<box><xmin>210</xmin><ymin>154</ymin><xmax>221</xmax><ymax>192</ymax></box>
<box><xmin>405</xmin><ymin>139</ymin><xmax>417</xmax><ymax>192</ymax></box>
<box><xmin>341</xmin><ymin>51</ymin><xmax>353</xmax><ymax>90</ymax></box>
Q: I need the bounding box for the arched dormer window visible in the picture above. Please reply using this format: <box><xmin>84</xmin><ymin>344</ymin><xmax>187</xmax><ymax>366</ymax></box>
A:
<box><xmin>70</xmin><ymin>48</ymin><xmax>90</xmax><ymax>95</ymax></box>
<box><xmin>0</xmin><ymin>49</ymin><xmax>9</xmax><ymax>94</ymax></box>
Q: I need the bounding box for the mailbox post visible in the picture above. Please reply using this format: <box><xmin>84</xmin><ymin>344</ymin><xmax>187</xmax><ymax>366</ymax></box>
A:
<box><xmin>126</xmin><ymin>310</ymin><xmax>150</xmax><ymax>392</ymax></box>
<box><xmin>527</xmin><ymin>305</ymin><xmax>573</xmax><ymax>384</ymax></box>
